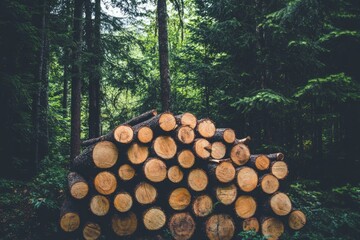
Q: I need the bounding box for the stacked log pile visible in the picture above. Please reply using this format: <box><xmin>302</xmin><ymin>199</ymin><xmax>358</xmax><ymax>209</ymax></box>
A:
<box><xmin>59</xmin><ymin>110</ymin><xmax>306</xmax><ymax>240</ymax></box>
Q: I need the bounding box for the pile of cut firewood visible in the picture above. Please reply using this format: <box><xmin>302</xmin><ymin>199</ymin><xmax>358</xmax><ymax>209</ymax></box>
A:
<box><xmin>59</xmin><ymin>110</ymin><xmax>306</xmax><ymax>240</ymax></box>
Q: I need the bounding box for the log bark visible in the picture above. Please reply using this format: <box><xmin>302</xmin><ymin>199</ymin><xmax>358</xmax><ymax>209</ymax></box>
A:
<box><xmin>215</xmin><ymin>184</ymin><xmax>237</xmax><ymax>205</ymax></box>
<box><xmin>249</xmin><ymin>154</ymin><xmax>270</xmax><ymax>171</ymax></box>
<box><xmin>68</xmin><ymin>172</ymin><xmax>89</xmax><ymax>199</ymax></box>
<box><xmin>210</xmin><ymin>141</ymin><xmax>226</xmax><ymax>159</ymax></box>
<box><xmin>252</xmin><ymin>152</ymin><xmax>284</xmax><ymax>161</ymax></box>
<box><xmin>81</xmin><ymin>109</ymin><xmax>157</xmax><ymax>146</ymax></box>
<box><xmin>259</xmin><ymin>174</ymin><xmax>279</xmax><ymax>194</ymax></box>
<box><xmin>175</xmin><ymin>112</ymin><xmax>197</xmax><ymax>129</ymax></box>
<box><xmin>261</xmin><ymin>217</ymin><xmax>284</xmax><ymax>240</ymax></box>
<box><xmin>168</xmin><ymin>212</ymin><xmax>195</xmax><ymax>240</ymax></box>
<box><xmin>136</xmin><ymin>112</ymin><xmax>176</xmax><ymax>132</ymax></box>
<box><xmin>196</xmin><ymin>119</ymin><xmax>216</xmax><ymax>138</ymax></box>
<box><xmin>234</xmin><ymin>195</ymin><xmax>257</xmax><ymax>219</ymax></box>
<box><xmin>59</xmin><ymin>197</ymin><xmax>81</xmax><ymax>232</ymax></box>
<box><xmin>82</xmin><ymin>222</ymin><xmax>101</xmax><ymax>240</ymax></box>
<box><xmin>192</xmin><ymin>194</ymin><xmax>213</xmax><ymax>217</ymax></box>
<box><xmin>177</xmin><ymin>149</ymin><xmax>195</xmax><ymax>168</ymax></box>
<box><xmin>236</xmin><ymin>167</ymin><xmax>258</xmax><ymax>192</ymax></box>
<box><xmin>114</xmin><ymin>192</ymin><xmax>133</xmax><ymax>213</ymax></box>
<box><xmin>209</xmin><ymin>162</ymin><xmax>236</xmax><ymax>183</ymax></box>
<box><xmin>188</xmin><ymin>169</ymin><xmax>208</xmax><ymax>192</ymax></box>
<box><xmin>127</xmin><ymin>142</ymin><xmax>149</xmax><ymax>165</ymax></box>
<box><xmin>134</xmin><ymin>182</ymin><xmax>157</xmax><ymax>205</ymax></box>
<box><xmin>152</xmin><ymin>136</ymin><xmax>177</xmax><ymax>160</ymax></box>
<box><xmin>288</xmin><ymin>210</ymin><xmax>306</xmax><ymax>230</ymax></box>
<box><xmin>167</xmin><ymin>165</ymin><xmax>184</xmax><ymax>183</ymax></box>
<box><xmin>242</xmin><ymin>217</ymin><xmax>260</xmax><ymax>232</ymax></box>
<box><xmin>205</xmin><ymin>214</ymin><xmax>235</xmax><ymax>240</ymax></box>
<box><xmin>73</xmin><ymin>141</ymin><xmax>118</xmax><ymax>172</ymax></box>
<box><xmin>90</xmin><ymin>195</ymin><xmax>110</xmax><ymax>216</ymax></box>
<box><xmin>230</xmin><ymin>143</ymin><xmax>250</xmax><ymax>165</ymax></box>
<box><xmin>169</xmin><ymin>187</ymin><xmax>191</xmax><ymax>210</ymax></box>
<box><xmin>175</xmin><ymin>126</ymin><xmax>195</xmax><ymax>144</ymax></box>
<box><xmin>270</xmin><ymin>161</ymin><xmax>288</xmax><ymax>180</ymax></box>
<box><xmin>143</xmin><ymin>158</ymin><xmax>167</xmax><ymax>182</ymax></box>
<box><xmin>268</xmin><ymin>192</ymin><xmax>292</xmax><ymax>216</ymax></box>
<box><xmin>111</xmin><ymin>212</ymin><xmax>138</xmax><ymax>236</ymax></box>
<box><xmin>118</xmin><ymin>164</ymin><xmax>135</xmax><ymax>181</ymax></box>
<box><xmin>143</xmin><ymin>207</ymin><xmax>166</xmax><ymax>231</ymax></box>
<box><xmin>212</xmin><ymin>128</ymin><xmax>236</xmax><ymax>144</ymax></box>
<box><xmin>94</xmin><ymin>171</ymin><xmax>117</xmax><ymax>195</ymax></box>
<box><xmin>193</xmin><ymin>138</ymin><xmax>211</xmax><ymax>159</ymax></box>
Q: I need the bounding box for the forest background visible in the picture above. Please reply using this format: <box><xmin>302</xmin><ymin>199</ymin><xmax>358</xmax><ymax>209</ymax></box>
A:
<box><xmin>0</xmin><ymin>0</ymin><xmax>359</xmax><ymax>239</ymax></box>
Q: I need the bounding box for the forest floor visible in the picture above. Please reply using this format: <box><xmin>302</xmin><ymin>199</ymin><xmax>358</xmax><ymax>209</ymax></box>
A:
<box><xmin>0</xmin><ymin>156</ymin><xmax>359</xmax><ymax>240</ymax></box>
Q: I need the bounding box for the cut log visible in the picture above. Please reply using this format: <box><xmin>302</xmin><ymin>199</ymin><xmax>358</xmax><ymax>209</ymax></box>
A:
<box><xmin>133</xmin><ymin>125</ymin><xmax>153</xmax><ymax>144</ymax></box>
<box><xmin>234</xmin><ymin>136</ymin><xmax>251</xmax><ymax>145</ymax></box>
<box><xmin>249</xmin><ymin>154</ymin><xmax>270</xmax><ymax>171</ymax></box>
<box><xmin>113</xmin><ymin>125</ymin><xmax>134</xmax><ymax>144</ymax></box>
<box><xmin>242</xmin><ymin>217</ymin><xmax>260</xmax><ymax>232</ymax></box>
<box><xmin>177</xmin><ymin>149</ymin><xmax>195</xmax><ymax>169</ymax></box>
<box><xmin>261</xmin><ymin>217</ymin><xmax>284</xmax><ymax>240</ymax></box>
<box><xmin>153</xmin><ymin>136</ymin><xmax>177</xmax><ymax>160</ymax></box>
<box><xmin>118</xmin><ymin>164</ymin><xmax>135</xmax><ymax>181</ymax></box>
<box><xmin>134</xmin><ymin>182</ymin><xmax>157</xmax><ymax>205</ymax></box>
<box><xmin>230</xmin><ymin>143</ymin><xmax>250</xmax><ymax>166</ymax></box>
<box><xmin>205</xmin><ymin>214</ymin><xmax>235</xmax><ymax>240</ymax></box>
<box><xmin>193</xmin><ymin>138</ymin><xmax>211</xmax><ymax>159</ymax></box>
<box><xmin>235</xmin><ymin>195</ymin><xmax>257</xmax><ymax>219</ymax></box>
<box><xmin>196</xmin><ymin>119</ymin><xmax>216</xmax><ymax>138</ymax></box>
<box><xmin>83</xmin><ymin>222</ymin><xmax>101</xmax><ymax>240</ymax></box>
<box><xmin>169</xmin><ymin>187</ymin><xmax>191</xmax><ymax>210</ymax></box>
<box><xmin>270</xmin><ymin>161</ymin><xmax>288</xmax><ymax>180</ymax></box>
<box><xmin>209</xmin><ymin>161</ymin><xmax>236</xmax><ymax>183</ymax></box>
<box><xmin>188</xmin><ymin>169</ymin><xmax>208</xmax><ymax>192</ymax></box>
<box><xmin>168</xmin><ymin>212</ymin><xmax>195</xmax><ymax>240</ymax></box>
<box><xmin>127</xmin><ymin>142</ymin><xmax>149</xmax><ymax>165</ymax></box>
<box><xmin>210</xmin><ymin>141</ymin><xmax>226</xmax><ymax>159</ymax></box>
<box><xmin>176</xmin><ymin>112</ymin><xmax>197</xmax><ymax>129</ymax></box>
<box><xmin>175</xmin><ymin>126</ymin><xmax>195</xmax><ymax>144</ymax></box>
<box><xmin>259</xmin><ymin>174</ymin><xmax>279</xmax><ymax>194</ymax></box>
<box><xmin>94</xmin><ymin>171</ymin><xmax>117</xmax><ymax>195</ymax></box>
<box><xmin>143</xmin><ymin>207</ymin><xmax>167</xmax><ymax>230</ymax></box>
<box><xmin>81</xmin><ymin>109</ymin><xmax>157</xmax><ymax>146</ymax></box>
<box><xmin>192</xmin><ymin>195</ymin><xmax>213</xmax><ymax>217</ymax></box>
<box><xmin>114</xmin><ymin>192</ymin><xmax>133</xmax><ymax>213</ymax></box>
<box><xmin>112</xmin><ymin>212</ymin><xmax>138</xmax><ymax>236</ymax></box>
<box><xmin>236</xmin><ymin>167</ymin><xmax>258</xmax><ymax>192</ymax></box>
<box><xmin>213</xmin><ymin>128</ymin><xmax>236</xmax><ymax>144</ymax></box>
<box><xmin>288</xmin><ymin>210</ymin><xmax>306</xmax><ymax>230</ymax></box>
<box><xmin>73</xmin><ymin>141</ymin><xmax>118</xmax><ymax>171</ymax></box>
<box><xmin>59</xmin><ymin>198</ymin><xmax>81</xmax><ymax>232</ymax></box>
<box><xmin>269</xmin><ymin>192</ymin><xmax>292</xmax><ymax>216</ymax></box>
<box><xmin>90</xmin><ymin>195</ymin><xmax>110</xmax><ymax>216</ymax></box>
<box><xmin>252</xmin><ymin>152</ymin><xmax>284</xmax><ymax>161</ymax></box>
<box><xmin>215</xmin><ymin>184</ymin><xmax>237</xmax><ymax>205</ymax></box>
<box><xmin>68</xmin><ymin>172</ymin><xmax>89</xmax><ymax>199</ymax></box>
<box><xmin>137</xmin><ymin>112</ymin><xmax>177</xmax><ymax>132</ymax></box>
<box><xmin>143</xmin><ymin>158</ymin><xmax>167</xmax><ymax>182</ymax></box>
<box><xmin>168</xmin><ymin>165</ymin><xmax>184</xmax><ymax>183</ymax></box>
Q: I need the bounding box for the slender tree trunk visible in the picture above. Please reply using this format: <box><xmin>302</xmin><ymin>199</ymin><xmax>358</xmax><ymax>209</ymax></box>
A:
<box><xmin>32</xmin><ymin>0</ymin><xmax>47</xmax><ymax>172</ymax></box>
<box><xmin>70</xmin><ymin>0</ymin><xmax>84</xmax><ymax>160</ymax></box>
<box><xmin>62</xmin><ymin>47</ymin><xmax>70</xmax><ymax>115</ymax></box>
<box><xmin>157</xmin><ymin>0</ymin><xmax>171</xmax><ymax>111</ymax></box>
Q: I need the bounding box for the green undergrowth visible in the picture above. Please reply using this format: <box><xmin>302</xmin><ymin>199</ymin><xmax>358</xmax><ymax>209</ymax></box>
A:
<box><xmin>0</xmin><ymin>160</ymin><xmax>359</xmax><ymax>239</ymax></box>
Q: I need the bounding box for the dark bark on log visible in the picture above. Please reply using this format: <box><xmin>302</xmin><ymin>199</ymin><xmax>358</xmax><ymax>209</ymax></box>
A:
<box><xmin>60</xmin><ymin>197</ymin><xmax>81</xmax><ymax>232</ymax></box>
<box><xmin>175</xmin><ymin>112</ymin><xmax>197</xmax><ymax>129</ymax></box>
<box><xmin>68</xmin><ymin>171</ymin><xmax>89</xmax><ymax>199</ymax></box>
<box><xmin>234</xmin><ymin>136</ymin><xmax>251</xmax><ymax>145</ymax></box>
<box><xmin>251</xmin><ymin>152</ymin><xmax>284</xmax><ymax>161</ymax></box>
<box><xmin>212</xmin><ymin>128</ymin><xmax>236</xmax><ymax>144</ymax></box>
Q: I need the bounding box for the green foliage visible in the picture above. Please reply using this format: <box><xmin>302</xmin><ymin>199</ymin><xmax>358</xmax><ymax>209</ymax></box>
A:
<box><xmin>237</xmin><ymin>230</ymin><xmax>266</xmax><ymax>240</ymax></box>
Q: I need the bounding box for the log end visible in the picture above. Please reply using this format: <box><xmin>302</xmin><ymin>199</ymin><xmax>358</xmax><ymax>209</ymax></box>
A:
<box><xmin>159</xmin><ymin>112</ymin><xmax>177</xmax><ymax>131</ymax></box>
<box><xmin>188</xmin><ymin>169</ymin><xmax>208</xmax><ymax>192</ymax></box>
<box><xmin>288</xmin><ymin>210</ymin><xmax>306</xmax><ymax>230</ymax></box>
<box><xmin>153</xmin><ymin>136</ymin><xmax>177</xmax><ymax>160</ymax></box>
<box><xmin>205</xmin><ymin>214</ymin><xmax>235</xmax><ymax>240</ymax></box>
<box><xmin>270</xmin><ymin>192</ymin><xmax>292</xmax><ymax>216</ymax></box>
<box><xmin>127</xmin><ymin>142</ymin><xmax>149</xmax><ymax>165</ymax></box>
<box><xmin>169</xmin><ymin>187</ymin><xmax>191</xmax><ymax>210</ymax></box>
<box><xmin>143</xmin><ymin>207</ymin><xmax>167</xmax><ymax>231</ymax></box>
<box><xmin>230</xmin><ymin>143</ymin><xmax>250</xmax><ymax>166</ymax></box>
<box><xmin>177</xmin><ymin>149</ymin><xmax>195</xmax><ymax>168</ymax></box>
<box><xmin>112</xmin><ymin>212</ymin><xmax>137</xmax><ymax>236</ymax></box>
<box><xmin>168</xmin><ymin>165</ymin><xmax>184</xmax><ymax>183</ymax></box>
<box><xmin>197</xmin><ymin>119</ymin><xmax>216</xmax><ymax>138</ymax></box>
<box><xmin>235</xmin><ymin>195</ymin><xmax>257</xmax><ymax>219</ymax></box>
<box><xmin>144</xmin><ymin>158</ymin><xmax>167</xmax><ymax>182</ymax></box>
<box><xmin>236</xmin><ymin>167</ymin><xmax>258</xmax><ymax>192</ymax></box>
<box><xmin>114</xmin><ymin>125</ymin><xmax>134</xmax><ymax>144</ymax></box>
<box><xmin>93</xmin><ymin>141</ymin><xmax>118</xmax><ymax>169</ymax></box>
<box><xmin>169</xmin><ymin>213</ymin><xmax>195</xmax><ymax>240</ymax></box>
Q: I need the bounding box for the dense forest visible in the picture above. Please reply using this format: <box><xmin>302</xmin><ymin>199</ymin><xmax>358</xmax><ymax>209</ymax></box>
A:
<box><xmin>0</xmin><ymin>0</ymin><xmax>359</xmax><ymax>239</ymax></box>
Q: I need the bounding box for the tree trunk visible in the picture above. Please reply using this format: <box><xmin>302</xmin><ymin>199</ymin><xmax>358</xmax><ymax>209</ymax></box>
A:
<box><xmin>157</xmin><ymin>0</ymin><xmax>171</xmax><ymax>111</ymax></box>
<box><xmin>70</xmin><ymin>0</ymin><xmax>83</xmax><ymax>160</ymax></box>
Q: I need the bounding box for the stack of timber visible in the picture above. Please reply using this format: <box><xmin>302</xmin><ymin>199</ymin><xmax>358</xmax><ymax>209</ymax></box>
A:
<box><xmin>60</xmin><ymin>110</ymin><xmax>306</xmax><ymax>240</ymax></box>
